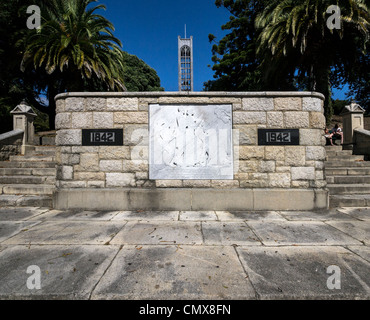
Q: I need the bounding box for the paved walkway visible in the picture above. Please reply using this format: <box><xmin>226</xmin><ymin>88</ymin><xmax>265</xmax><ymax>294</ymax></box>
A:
<box><xmin>0</xmin><ymin>207</ymin><xmax>369</xmax><ymax>300</ymax></box>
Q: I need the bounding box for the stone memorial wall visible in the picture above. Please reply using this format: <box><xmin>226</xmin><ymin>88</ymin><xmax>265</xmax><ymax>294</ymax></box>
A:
<box><xmin>54</xmin><ymin>92</ymin><xmax>328</xmax><ymax>211</ymax></box>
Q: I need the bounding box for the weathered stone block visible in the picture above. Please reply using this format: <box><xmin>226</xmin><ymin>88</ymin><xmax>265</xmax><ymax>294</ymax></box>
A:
<box><xmin>237</xmin><ymin>160</ymin><xmax>259</xmax><ymax>173</ymax></box>
<box><xmin>85</xmin><ymin>98</ymin><xmax>107</xmax><ymax>111</ymax></box>
<box><xmin>56</xmin><ymin>99</ymin><xmax>65</xmax><ymax>113</ymax></box>
<box><xmin>267</xmin><ymin>112</ymin><xmax>284</xmax><ymax>128</ymax></box>
<box><xmin>56</xmin><ymin>129</ymin><xmax>82</xmax><ymax>146</ymax></box>
<box><xmin>302</xmin><ymin>97</ymin><xmax>323</xmax><ymax>112</ymax></box>
<box><xmin>65</xmin><ymin>98</ymin><xmax>85</xmax><ymax>112</ymax></box>
<box><xmin>106</xmin><ymin>172</ymin><xmax>136</xmax><ymax>187</ymax></box>
<box><xmin>87</xmin><ymin>181</ymin><xmax>105</xmax><ymax>188</ymax></box>
<box><xmin>183</xmin><ymin>180</ymin><xmax>211</xmax><ymax>188</ymax></box>
<box><xmin>210</xmin><ymin>180</ymin><xmax>239</xmax><ymax>188</ymax></box>
<box><xmin>122</xmin><ymin>160</ymin><xmax>148</xmax><ymax>172</ymax></box>
<box><xmin>291</xmin><ymin>167</ymin><xmax>315</xmax><ymax>180</ymax></box>
<box><xmin>114</xmin><ymin>112</ymin><xmax>148</xmax><ymax>124</ymax></box>
<box><xmin>99</xmin><ymin>146</ymin><xmax>131</xmax><ymax>160</ymax></box>
<box><xmin>305</xmin><ymin>146</ymin><xmax>326</xmax><ymax>161</ymax></box>
<box><xmin>123</xmin><ymin>125</ymin><xmax>148</xmax><ymax>146</ymax></box>
<box><xmin>72</xmin><ymin>112</ymin><xmax>93</xmax><ymax>128</ymax></box>
<box><xmin>309</xmin><ymin>112</ymin><xmax>326</xmax><ymax>129</ymax></box>
<box><xmin>265</xmin><ymin>146</ymin><xmax>285</xmax><ymax>161</ymax></box>
<box><xmin>93</xmin><ymin>112</ymin><xmax>114</xmax><ymax>128</ymax></box>
<box><xmin>242</xmin><ymin>98</ymin><xmax>274</xmax><ymax>111</ymax></box>
<box><xmin>238</xmin><ymin>146</ymin><xmax>265</xmax><ymax>160</ymax></box>
<box><xmin>60</xmin><ymin>181</ymin><xmax>86</xmax><ymax>188</ymax></box>
<box><xmin>55</xmin><ymin>113</ymin><xmax>71</xmax><ymax>129</ymax></box>
<box><xmin>258</xmin><ymin>160</ymin><xmax>276</xmax><ymax>173</ymax></box>
<box><xmin>156</xmin><ymin>180</ymin><xmax>183</xmax><ymax>188</ymax></box>
<box><xmin>284</xmin><ymin>112</ymin><xmax>309</xmax><ymax>128</ymax></box>
<box><xmin>274</xmin><ymin>97</ymin><xmax>302</xmax><ymax>111</ymax></box>
<box><xmin>268</xmin><ymin>172</ymin><xmax>291</xmax><ymax>187</ymax></box>
<box><xmin>74</xmin><ymin>172</ymin><xmax>105</xmax><ymax>181</ymax></box>
<box><xmin>300</xmin><ymin>129</ymin><xmax>325</xmax><ymax>146</ymax></box>
<box><xmin>285</xmin><ymin>146</ymin><xmax>306</xmax><ymax>166</ymax></box>
<box><xmin>57</xmin><ymin>165</ymin><xmax>73</xmax><ymax>180</ymax></box>
<box><xmin>233</xmin><ymin>112</ymin><xmax>266</xmax><ymax>124</ymax></box>
<box><xmin>60</xmin><ymin>153</ymin><xmax>80</xmax><ymax>165</ymax></box>
<box><xmin>233</xmin><ymin>125</ymin><xmax>257</xmax><ymax>145</ymax></box>
<box><xmin>99</xmin><ymin>160</ymin><xmax>123</xmax><ymax>172</ymax></box>
<box><xmin>76</xmin><ymin>153</ymin><xmax>99</xmax><ymax>171</ymax></box>
<box><xmin>107</xmin><ymin>98</ymin><xmax>138</xmax><ymax>111</ymax></box>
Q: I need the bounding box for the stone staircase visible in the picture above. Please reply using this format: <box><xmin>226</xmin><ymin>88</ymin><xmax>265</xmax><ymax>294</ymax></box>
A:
<box><xmin>0</xmin><ymin>146</ymin><xmax>56</xmax><ymax>207</ymax></box>
<box><xmin>325</xmin><ymin>145</ymin><xmax>370</xmax><ymax>208</ymax></box>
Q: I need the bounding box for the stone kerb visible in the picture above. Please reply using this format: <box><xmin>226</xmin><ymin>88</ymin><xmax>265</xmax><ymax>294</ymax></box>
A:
<box><xmin>54</xmin><ymin>91</ymin><xmax>328</xmax><ymax>211</ymax></box>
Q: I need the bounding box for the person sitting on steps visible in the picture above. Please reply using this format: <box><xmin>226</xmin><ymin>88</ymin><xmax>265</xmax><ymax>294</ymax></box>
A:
<box><xmin>331</xmin><ymin>123</ymin><xmax>343</xmax><ymax>145</ymax></box>
<box><xmin>324</xmin><ymin>127</ymin><xmax>334</xmax><ymax>145</ymax></box>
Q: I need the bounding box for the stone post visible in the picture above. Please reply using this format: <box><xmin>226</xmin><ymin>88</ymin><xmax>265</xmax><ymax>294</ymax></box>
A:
<box><xmin>10</xmin><ymin>101</ymin><xmax>37</xmax><ymax>155</ymax></box>
<box><xmin>340</xmin><ymin>102</ymin><xmax>365</xmax><ymax>150</ymax></box>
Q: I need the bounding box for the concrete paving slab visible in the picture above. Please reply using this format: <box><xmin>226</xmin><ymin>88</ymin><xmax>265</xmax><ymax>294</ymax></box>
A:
<box><xmin>247</xmin><ymin>221</ymin><xmax>363</xmax><ymax>246</ymax></box>
<box><xmin>0</xmin><ymin>195</ymin><xmax>23</xmax><ymax>206</ymax></box>
<box><xmin>0</xmin><ymin>221</ymin><xmax>41</xmax><ymax>242</ymax></box>
<box><xmin>31</xmin><ymin>209</ymin><xmax>120</xmax><ymax>221</ymax></box>
<box><xmin>236</xmin><ymin>246</ymin><xmax>370</xmax><ymax>299</ymax></box>
<box><xmin>179</xmin><ymin>211</ymin><xmax>217</xmax><ymax>221</ymax></box>
<box><xmin>337</xmin><ymin>208</ymin><xmax>370</xmax><ymax>221</ymax></box>
<box><xmin>0</xmin><ymin>207</ymin><xmax>50</xmax><ymax>221</ymax></box>
<box><xmin>346</xmin><ymin>246</ymin><xmax>370</xmax><ymax>264</ymax></box>
<box><xmin>215</xmin><ymin>211</ymin><xmax>286</xmax><ymax>221</ymax></box>
<box><xmin>326</xmin><ymin>221</ymin><xmax>370</xmax><ymax>245</ymax></box>
<box><xmin>2</xmin><ymin>221</ymin><xmax>126</xmax><ymax>245</ymax></box>
<box><xmin>91</xmin><ymin>245</ymin><xmax>256</xmax><ymax>300</ymax></box>
<box><xmin>110</xmin><ymin>221</ymin><xmax>203</xmax><ymax>245</ymax></box>
<box><xmin>0</xmin><ymin>245</ymin><xmax>119</xmax><ymax>299</ymax></box>
<box><xmin>202</xmin><ymin>222</ymin><xmax>262</xmax><ymax>245</ymax></box>
<box><xmin>278</xmin><ymin>209</ymin><xmax>359</xmax><ymax>221</ymax></box>
<box><xmin>111</xmin><ymin>211</ymin><xmax>179</xmax><ymax>221</ymax></box>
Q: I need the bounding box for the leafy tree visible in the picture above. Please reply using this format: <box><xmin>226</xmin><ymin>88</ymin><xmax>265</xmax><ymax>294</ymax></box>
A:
<box><xmin>207</xmin><ymin>0</ymin><xmax>369</xmax><ymax>123</ymax></box>
<box><xmin>122</xmin><ymin>52</ymin><xmax>164</xmax><ymax>92</ymax></box>
<box><xmin>255</xmin><ymin>0</ymin><xmax>369</xmax><ymax>122</ymax></box>
<box><xmin>205</xmin><ymin>0</ymin><xmax>269</xmax><ymax>91</ymax></box>
<box><xmin>21</xmin><ymin>0</ymin><xmax>126</xmax><ymax>129</ymax></box>
<box><xmin>0</xmin><ymin>0</ymin><xmax>163</xmax><ymax>133</ymax></box>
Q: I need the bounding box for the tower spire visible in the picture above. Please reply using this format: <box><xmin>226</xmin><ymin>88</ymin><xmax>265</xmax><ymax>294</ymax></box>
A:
<box><xmin>185</xmin><ymin>24</ymin><xmax>187</xmax><ymax>38</ymax></box>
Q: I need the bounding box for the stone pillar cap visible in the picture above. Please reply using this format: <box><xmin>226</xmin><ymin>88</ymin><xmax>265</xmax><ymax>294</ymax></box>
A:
<box><xmin>340</xmin><ymin>102</ymin><xmax>365</xmax><ymax>115</ymax></box>
<box><xmin>10</xmin><ymin>101</ymin><xmax>37</xmax><ymax>117</ymax></box>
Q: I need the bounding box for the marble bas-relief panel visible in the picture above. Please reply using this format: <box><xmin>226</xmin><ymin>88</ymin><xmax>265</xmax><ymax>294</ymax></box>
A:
<box><xmin>149</xmin><ymin>104</ymin><xmax>233</xmax><ymax>180</ymax></box>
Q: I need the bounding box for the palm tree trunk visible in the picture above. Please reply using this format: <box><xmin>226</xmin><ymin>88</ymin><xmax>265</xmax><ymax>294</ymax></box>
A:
<box><xmin>47</xmin><ymin>85</ymin><xmax>57</xmax><ymax>130</ymax></box>
<box><xmin>313</xmin><ymin>66</ymin><xmax>333</xmax><ymax>125</ymax></box>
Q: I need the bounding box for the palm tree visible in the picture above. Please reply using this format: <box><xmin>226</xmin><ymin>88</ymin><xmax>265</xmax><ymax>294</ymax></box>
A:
<box><xmin>256</xmin><ymin>0</ymin><xmax>369</xmax><ymax>122</ymax></box>
<box><xmin>21</xmin><ymin>0</ymin><xmax>126</xmax><ymax>129</ymax></box>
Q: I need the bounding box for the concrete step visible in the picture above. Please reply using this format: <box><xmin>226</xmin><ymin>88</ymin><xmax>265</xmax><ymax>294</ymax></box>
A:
<box><xmin>329</xmin><ymin>194</ymin><xmax>370</xmax><ymax>208</ymax></box>
<box><xmin>325</xmin><ymin>150</ymin><xmax>353</xmax><ymax>156</ymax></box>
<box><xmin>0</xmin><ymin>194</ymin><xmax>53</xmax><ymax>208</ymax></box>
<box><xmin>0</xmin><ymin>175</ymin><xmax>55</xmax><ymax>185</ymax></box>
<box><xmin>34</xmin><ymin>146</ymin><xmax>56</xmax><ymax>152</ymax></box>
<box><xmin>9</xmin><ymin>155</ymin><xmax>55</xmax><ymax>162</ymax></box>
<box><xmin>326</xmin><ymin>154</ymin><xmax>364</xmax><ymax>161</ymax></box>
<box><xmin>325</xmin><ymin>167</ymin><xmax>370</xmax><ymax>176</ymax></box>
<box><xmin>0</xmin><ymin>161</ymin><xmax>56</xmax><ymax>169</ymax></box>
<box><xmin>0</xmin><ymin>168</ymin><xmax>56</xmax><ymax>176</ymax></box>
<box><xmin>325</xmin><ymin>160</ymin><xmax>370</xmax><ymax>168</ymax></box>
<box><xmin>327</xmin><ymin>184</ymin><xmax>370</xmax><ymax>195</ymax></box>
<box><xmin>1</xmin><ymin>184</ymin><xmax>55</xmax><ymax>195</ymax></box>
<box><xmin>326</xmin><ymin>175</ymin><xmax>370</xmax><ymax>184</ymax></box>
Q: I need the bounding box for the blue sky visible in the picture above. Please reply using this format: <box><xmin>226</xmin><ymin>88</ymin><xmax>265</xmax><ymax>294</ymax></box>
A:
<box><xmin>99</xmin><ymin>0</ymin><xmax>348</xmax><ymax>99</ymax></box>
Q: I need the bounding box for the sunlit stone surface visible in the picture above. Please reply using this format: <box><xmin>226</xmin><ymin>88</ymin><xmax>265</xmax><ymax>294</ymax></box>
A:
<box><xmin>149</xmin><ymin>104</ymin><xmax>233</xmax><ymax>180</ymax></box>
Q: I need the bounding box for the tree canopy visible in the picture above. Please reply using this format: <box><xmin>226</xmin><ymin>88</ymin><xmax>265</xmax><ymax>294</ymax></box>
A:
<box><xmin>207</xmin><ymin>0</ymin><xmax>370</xmax><ymax>120</ymax></box>
<box><xmin>0</xmin><ymin>0</ymin><xmax>163</xmax><ymax>133</ymax></box>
